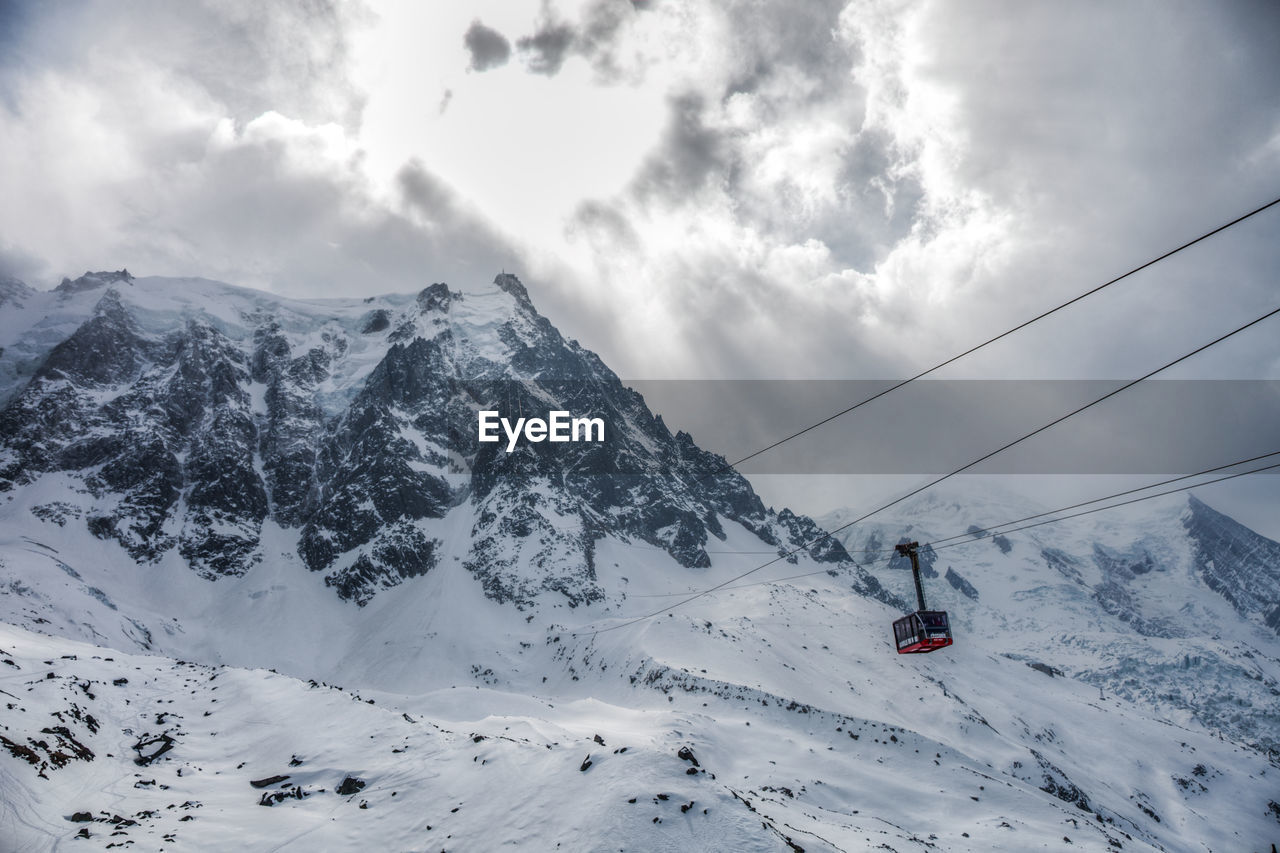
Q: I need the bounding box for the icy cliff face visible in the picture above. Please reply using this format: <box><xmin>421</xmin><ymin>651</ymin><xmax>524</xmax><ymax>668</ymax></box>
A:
<box><xmin>1184</xmin><ymin>494</ymin><xmax>1280</xmax><ymax>632</ymax></box>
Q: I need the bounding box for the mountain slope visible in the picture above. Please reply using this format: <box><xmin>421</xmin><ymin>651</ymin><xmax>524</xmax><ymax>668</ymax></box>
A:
<box><xmin>1</xmin><ymin>272</ymin><xmax>1278</xmax><ymax>851</ymax></box>
<box><xmin>821</xmin><ymin>483</ymin><xmax>1280</xmax><ymax>755</ymax></box>
<box><xmin>5</xmin><ymin>558</ymin><xmax>1279</xmax><ymax>852</ymax></box>
<box><xmin>1185</xmin><ymin>495</ymin><xmax>1280</xmax><ymax>632</ymax></box>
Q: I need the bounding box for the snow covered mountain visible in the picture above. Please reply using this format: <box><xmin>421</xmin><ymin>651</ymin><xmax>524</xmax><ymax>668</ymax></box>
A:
<box><xmin>821</xmin><ymin>484</ymin><xmax>1280</xmax><ymax>755</ymax></box>
<box><xmin>0</xmin><ymin>270</ymin><xmax>868</xmax><ymax>607</ymax></box>
<box><xmin>1</xmin><ymin>271</ymin><xmax>1278</xmax><ymax>851</ymax></box>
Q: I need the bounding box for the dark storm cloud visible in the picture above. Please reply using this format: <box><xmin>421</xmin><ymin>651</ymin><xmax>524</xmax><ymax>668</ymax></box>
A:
<box><xmin>175</xmin><ymin>0</ymin><xmax>367</xmax><ymax>130</ymax></box>
<box><xmin>517</xmin><ymin>0</ymin><xmax>847</xmax><ymax>87</ymax></box>
<box><xmin>0</xmin><ymin>243</ymin><xmax>45</xmax><ymax>283</ymax></box>
<box><xmin>0</xmin><ymin>0</ymin><xmax>367</xmax><ymax>129</ymax></box>
<box><xmin>596</xmin><ymin>0</ymin><xmax>1280</xmax><ymax>379</ymax></box>
<box><xmin>701</xmin><ymin>0</ymin><xmax>880</xmax><ymax>270</ymax></box>
<box><xmin>112</xmin><ymin>134</ymin><xmax>524</xmax><ymax>298</ymax></box>
<box><xmin>568</xmin><ymin>200</ymin><xmax>640</xmax><ymax>252</ymax></box>
<box><xmin>394</xmin><ymin>160</ymin><xmax>523</xmax><ymax>274</ymax></box>
<box><xmin>506</xmin><ymin>0</ymin><xmax>645</xmax><ymax>82</ymax></box>
<box><xmin>825</xmin><ymin>129</ymin><xmax>925</xmax><ymax>271</ymax></box>
<box><xmin>583</xmin><ymin>0</ymin><xmax>882</xmax><ymax>270</ymax></box>
<box><xmin>562</xmin><ymin>0</ymin><xmax>890</xmax><ymax>372</ymax></box>
<box><xmin>0</xmin><ymin>0</ymin><xmax>33</xmax><ymax>64</ymax></box>
<box><xmin>720</xmin><ymin>0</ymin><xmax>853</xmax><ymax>101</ymax></box>
<box><xmin>463</xmin><ymin>20</ymin><xmax>512</xmax><ymax>72</ymax></box>
<box><xmin>633</xmin><ymin>92</ymin><xmax>731</xmax><ymax>201</ymax></box>
<box><xmin>517</xmin><ymin>20</ymin><xmax>576</xmax><ymax>76</ymax></box>
<box><xmin>575</xmin><ymin>0</ymin><xmax>634</xmax><ymax>80</ymax></box>
<box><xmin>896</xmin><ymin>0</ymin><xmax>1280</xmax><ymax>379</ymax></box>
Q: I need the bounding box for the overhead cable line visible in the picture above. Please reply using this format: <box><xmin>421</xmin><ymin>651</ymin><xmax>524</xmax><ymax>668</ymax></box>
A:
<box><xmin>629</xmin><ymin>450</ymin><xmax>1280</xmax><ymax>599</ymax></box>
<box><xmin>692</xmin><ymin>196</ymin><xmax>1280</xmax><ymax>486</ymax></box>
<box><xmin>930</xmin><ymin>460</ymin><xmax>1280</xmax><ymax>552</ymax></box>
<box><xmin>924</xmin><ymin>448</ymin><xmax>1280</xmax><ymax>548</ymax></box>
<box><xmin>578</xmin><ymin>302</ymin><xmax>1280</xmax><ymax>635</ymax></box>
<box><xmin>624</xmin><ymin>448</ymin><xmax>1280</xmax><ymax>558</ymax></box>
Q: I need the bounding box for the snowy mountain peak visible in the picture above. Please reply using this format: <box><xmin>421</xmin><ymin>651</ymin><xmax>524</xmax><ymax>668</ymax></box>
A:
<box><xmin>54</xmin><ymin>268</ymin><xmax>135</xmax><ymax>294</ymax></box>
<box><xmin>493</xmin><ymin>270</ymin><xmax>534</xmax><ymax>307</ymax></box>
<box><xmin>0</xmin><ymin>269</ymin><xmax>857</xmax><ymax>611</ymax></box>
<box><xmin>415</xmin><ymin>280</ymin><xmax>454</xmax><ymax>313</ymax></box>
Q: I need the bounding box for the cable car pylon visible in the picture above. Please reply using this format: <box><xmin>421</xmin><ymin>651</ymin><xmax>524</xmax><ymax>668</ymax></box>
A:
<box><xmin>891</xmin><ymin>541</ymin><xmax>954</xmax><ymax>654</ymax></box>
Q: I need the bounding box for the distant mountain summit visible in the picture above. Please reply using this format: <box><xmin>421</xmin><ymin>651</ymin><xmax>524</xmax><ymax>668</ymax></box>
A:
<box><xmin>0</xmin><ymin>272</ymin><xmax>883</xmax><ymax>607</ymax></box>
<box><xmin>53</xmin><ymin>268</ymin><xmax>135</xmax><ymax>294</ymax></box>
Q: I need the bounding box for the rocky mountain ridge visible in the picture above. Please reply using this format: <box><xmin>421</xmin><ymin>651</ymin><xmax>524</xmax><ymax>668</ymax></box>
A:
<box><xmin>0</xmin><ymin>271</ymin><xmax>877</xmax><ymax>608</ymax></box>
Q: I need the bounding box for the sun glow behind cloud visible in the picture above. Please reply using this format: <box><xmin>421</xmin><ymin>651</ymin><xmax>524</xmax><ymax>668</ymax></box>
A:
<box><xmin>0</xmin><ymin>0</ymin><xmax>1276</xmax><ymax>384</ymax></box>
<box><xmin>349</xmin><ymin>0</ymin><xmax>670</xmax><ymax>252</ymax></box>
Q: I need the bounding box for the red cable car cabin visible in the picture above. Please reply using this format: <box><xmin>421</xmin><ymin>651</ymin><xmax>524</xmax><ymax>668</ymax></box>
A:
<box><xmin>891</xmin><ymin>541</ymin><xmax>954</xmax><ymax>655</ymax></box>
<box><xmin>892</xmin><ymin>610</ymin><xmax>953</xmax><ymax>653</ymax></box>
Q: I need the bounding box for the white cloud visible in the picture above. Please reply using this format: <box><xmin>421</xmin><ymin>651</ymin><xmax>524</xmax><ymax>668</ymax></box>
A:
<box><xmin>0</xmin><ymin>0</ymin><xmax>1276</xmax><ymax>385</ymax></box>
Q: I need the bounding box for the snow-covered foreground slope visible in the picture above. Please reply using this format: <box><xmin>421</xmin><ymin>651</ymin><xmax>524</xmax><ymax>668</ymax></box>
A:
<box><xmin>4</xmin><ymin>535</ymin><xmax>1280</xmax><ymax>851</ymax></box>
<box><xmin>0</xmin><ymin>620</ymin><xmax>808</xmax><ymax>852</ymax></box>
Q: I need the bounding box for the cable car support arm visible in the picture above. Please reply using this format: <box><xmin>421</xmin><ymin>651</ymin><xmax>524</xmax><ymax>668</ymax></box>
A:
<box><xmin>896</xmin><ymin>541</ymin><xmax>927</xmax><ymax>611</ymax></box>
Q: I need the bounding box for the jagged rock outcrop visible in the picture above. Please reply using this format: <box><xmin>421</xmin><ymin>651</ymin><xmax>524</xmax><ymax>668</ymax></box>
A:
<box><xmin>944</xmin><ymin>566</ymin><xmax>978</xmax><ymax>600</ymax></box>
<box><xmin>54</xmin><ymin>269</ymin><xmax>134</xmax><ymax>295</ymax></box>
<box><xmin>0</xmin><ymin>272</ymin><xmax>858</xmax><ymax>607</ymax></box>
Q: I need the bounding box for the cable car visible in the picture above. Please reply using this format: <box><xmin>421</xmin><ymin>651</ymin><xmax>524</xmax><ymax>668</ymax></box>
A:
<box><xmin>891</xmin><ymin>542</ymin><xmax>953</xmax><ymax>654</ymax></box>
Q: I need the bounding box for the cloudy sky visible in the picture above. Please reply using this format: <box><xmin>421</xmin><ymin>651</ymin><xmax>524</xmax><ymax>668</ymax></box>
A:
<box><xmin>2</xmin><ymin>0</ymin><xmax>1278</xmax><ymax>527</ymax></box>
